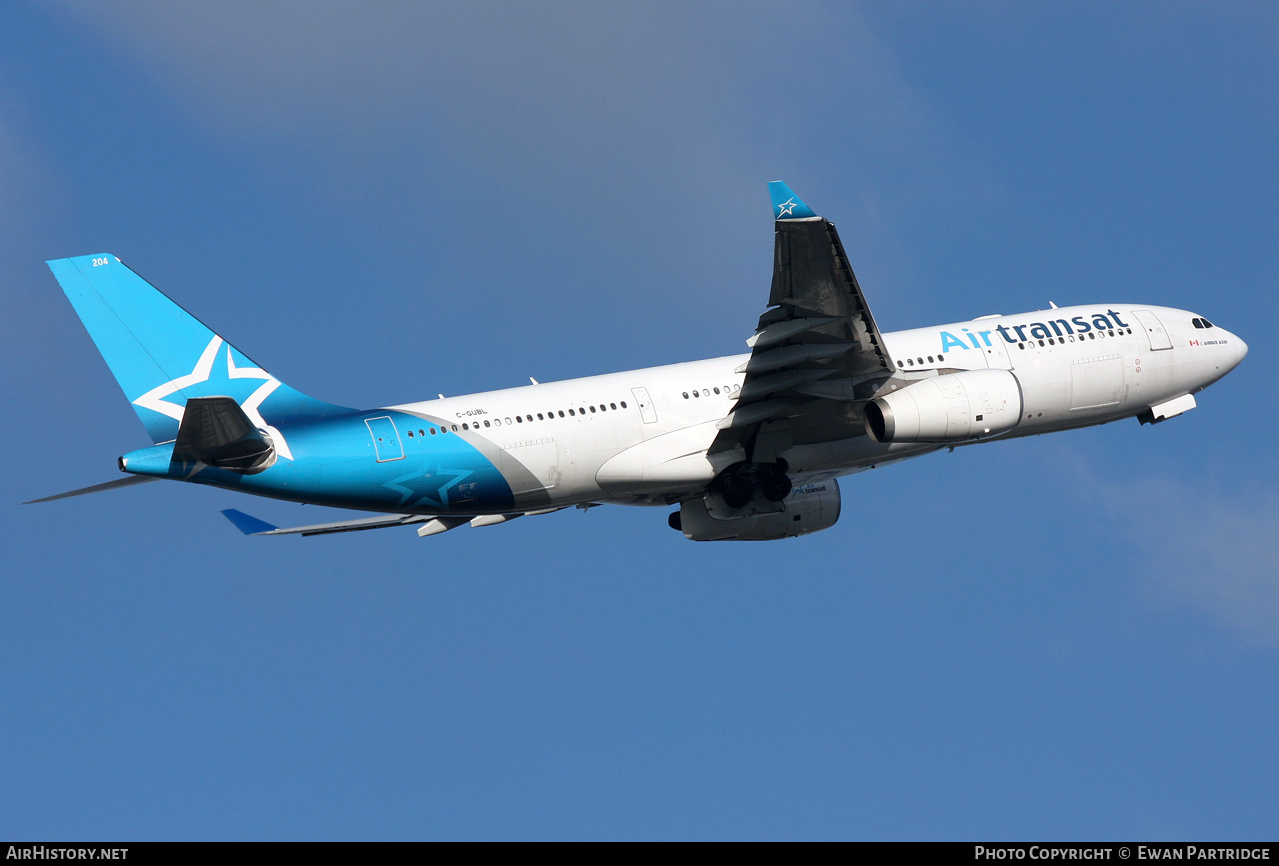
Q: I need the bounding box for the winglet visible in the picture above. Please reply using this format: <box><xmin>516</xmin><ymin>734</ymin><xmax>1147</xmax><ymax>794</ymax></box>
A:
<box><xmin>221</xmin><ymin>508</ymin><xmax>279</xmax><ymax>535</ymax></box>
<box><xmin>768</xmin><ymin>181</ymin><xmax>817</xmax><ymax>220</ymax></box>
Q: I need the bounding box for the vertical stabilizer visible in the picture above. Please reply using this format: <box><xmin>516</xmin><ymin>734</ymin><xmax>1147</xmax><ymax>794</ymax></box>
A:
<box><xmin>47</xmin><ymin>254</ymin><xmax>353</xmax><ymax>449</ymax></box>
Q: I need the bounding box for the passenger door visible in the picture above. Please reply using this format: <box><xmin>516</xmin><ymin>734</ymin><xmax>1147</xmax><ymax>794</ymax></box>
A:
<box><xmin>365</xmin><ymin>416</ymin><xmax>405</xmax><ymax>462</ymax></box>
<box><xmin>631</xmin><ymin>387</ymin><xmax>658</xmax><ymax>424</ymax></box>
<box><xmin>1132</xmin><ymin>309</ymin><xmax>1173</xmax><ymax>351</ymax></box>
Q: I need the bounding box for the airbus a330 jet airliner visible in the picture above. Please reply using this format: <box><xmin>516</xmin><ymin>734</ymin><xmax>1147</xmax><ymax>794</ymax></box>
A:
<box><xmin>33</xmin><ymin>183</ymin><xmax>1247</xmax><ymax>540</ymax></box>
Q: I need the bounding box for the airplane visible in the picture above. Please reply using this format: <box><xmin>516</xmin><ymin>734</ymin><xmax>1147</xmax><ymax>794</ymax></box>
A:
<box><xmin>31</xmin><ymin>182</ymin><xmax>1248</xmax><ymax>541</ymax></box>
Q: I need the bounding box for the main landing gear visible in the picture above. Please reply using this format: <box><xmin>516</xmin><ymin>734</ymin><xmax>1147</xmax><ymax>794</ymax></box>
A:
<box><xmin>712</xmin><ymin>462</ymin><xmax>792</xmax><ymax>509</ymax></box>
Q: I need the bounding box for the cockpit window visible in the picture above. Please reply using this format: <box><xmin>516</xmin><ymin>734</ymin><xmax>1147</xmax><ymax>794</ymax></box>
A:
<box><xmin>1193</xmin><ymin>318</ymin><xmax>1204</xmax><ymax>329</ymax></box>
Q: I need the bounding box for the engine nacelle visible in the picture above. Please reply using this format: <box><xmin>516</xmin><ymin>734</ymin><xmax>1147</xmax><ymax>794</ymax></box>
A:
<box><xmin>864</xmin><ymin>368</ymin><xmax>1022</xmax><ymax>444</ymax></box>
<box><xmin>675</xmin><ymin>480</ymin><xmax>841</xmax><ymax>541</ymax></box>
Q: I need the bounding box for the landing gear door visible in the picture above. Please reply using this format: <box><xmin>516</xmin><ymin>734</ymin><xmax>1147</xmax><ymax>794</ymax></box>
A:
<box><xmin>1132</xmin><ymin>309</ymin><xmax>1173</xmax><ymax>351</ymax></box>
<box><xmin>631</xmin><ymin>387</ymin><xmax>658</xmax><ymax>424</ymax></box>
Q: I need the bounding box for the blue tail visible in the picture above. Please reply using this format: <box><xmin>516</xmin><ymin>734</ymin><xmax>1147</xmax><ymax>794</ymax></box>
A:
<box><xmin>767</xmin><ymin>180</ymin><xmax>817</xmax><ymax>220</ymax></box>
<box><xmin>47</xmin><ymin>254</ymin><xmax>354</xmax><ymax>446</ymax></box>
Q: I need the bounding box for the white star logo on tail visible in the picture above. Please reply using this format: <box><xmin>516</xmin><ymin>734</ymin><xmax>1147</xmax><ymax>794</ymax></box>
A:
<box><xmin>131</xmin><ymin>335</ymin><xmax>295</xmax><ymax>460</ymax></box>
<box><xmin>776</xmin><ymin>198</ymin><xmax>798</xmax><ymax>218</ymax></box>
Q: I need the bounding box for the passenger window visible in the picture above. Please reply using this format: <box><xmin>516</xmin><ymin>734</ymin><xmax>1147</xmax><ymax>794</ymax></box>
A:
<box><xmin>906</xmin><ymin>358</ymin><xmax>914</xmax><ymax>366</ymax></box>
<box><xmin>516</xmin><ymin>416</ymin><xmax>523</xmax><ymax>423</ymax></box>
<box><xmin>1018</xmin><ymin>343</ymin><xmax>1025</xmax><ymax>350</ymax></box>
<box><xmin>568</xmin><ymin>409</ymin><xmax>575</xmax><ymax>416</ymax></box>
<box><xmin>558</xmin><ymin>410</ymin><xmax>565</xmax><ymax>417</ymax></box>
<box><xmin>714</xmin><ymin>387</ymin><xmax>720</xmax><ymax>394</ymax></box>
<box><xmin>610</xmin><ymin>403</ymin><xmax>617</xmax><ymax>410</ymax></box>
<box><xmin>682</xmin><ymin>392</ymin><xmax>689</xmax><ymax>399</ymax></box>
<box><xmin>506</xmin><ymin>418</ymin><xmax>512</xmax><ymax>424</ymax></box>
<box><xmin>527</xmin><ymin>415</ymin><xmax>533</xmax><ymax>422</ymax></box>
<box><xmin>407</xmin><ymin>430</ymin><xmax>414</xmax><ymax>438</ymax></box>
<box><xmin>927</xmin><ymin>356</ymin><xmax>934</xmax><ymax>363</ymax></box>
<box><xmin>451</xmin><ymin>425</ymin><xmax>458</xmax><ymax>432</ymax></box>
<box><xmin>494</xmin><ymin>419</ymin><xmax>501</xmax><ymax>426</ymax></box>
<box><xmin>430</xmin><ymin>428</ymin><xmax>437</xmax><ymax>435</ymax></box>
<box><xmin>483</xmin><ymin>420</ymin><xmax>490</xmax><ymax>428</ymax></box>
<box><xmin>589</xmin><ymin>405</ymin><xmax>596</xmax><ymax>413</ymax></box>
<box><xmin>897</xmin><ymin>360</ymin><xmax>904</xmax><ymax>368</ymax></box>
<box><xmin>462</xmin><ymin>423</ymin><xmax>469</xmax><ymax>430</ymax></box>
<box><xmin>620</xmin><ymin>401</ymin><xmax>627</xmax><ymax>408</ymax></box>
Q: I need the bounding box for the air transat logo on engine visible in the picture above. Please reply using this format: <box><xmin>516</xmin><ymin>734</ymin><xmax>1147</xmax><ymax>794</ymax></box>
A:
<box><xmin>938</xmin><ymin>310</ymin><xmax>1129</xmax><ymax>352</ymax></box>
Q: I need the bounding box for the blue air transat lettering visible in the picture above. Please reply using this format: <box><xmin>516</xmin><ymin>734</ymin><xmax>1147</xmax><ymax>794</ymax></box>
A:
<box><xmin>31</xmin><ymin>183</ymin><xmax>1246</xmax><ymax>541</ymax></box>
<box><xmin>940</xmin><ymin>310</ymin><xmax>1131</xmax><ymax>353</ymax></box>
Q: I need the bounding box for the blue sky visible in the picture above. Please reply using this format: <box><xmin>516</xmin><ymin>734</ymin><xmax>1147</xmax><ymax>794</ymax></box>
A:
<box><xmin>2</xmin><ymin>1</ymin><xmax>1276</xmax><ymax>840</ymax></box>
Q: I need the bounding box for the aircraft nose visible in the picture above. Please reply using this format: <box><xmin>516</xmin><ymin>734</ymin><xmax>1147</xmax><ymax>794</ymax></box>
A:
<box><xmin>1223</xmin><ymin>329</ymin><xmax>1248</xmax><ymax>371</ymax></box>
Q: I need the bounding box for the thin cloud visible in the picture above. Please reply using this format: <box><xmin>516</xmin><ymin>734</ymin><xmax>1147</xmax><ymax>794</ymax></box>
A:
<box><xmin>49</xmin><ymin>2</ymin><xmax>950</xmax><ymax>193</ymax></box>
<box><xmin>1080</xmin><ymin>461</ymin><xmax>1279</xmax><ymax>647</ymax></box>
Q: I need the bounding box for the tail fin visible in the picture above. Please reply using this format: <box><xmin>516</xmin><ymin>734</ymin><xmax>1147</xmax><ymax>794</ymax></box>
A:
<box><xmin>47</xmin><ymin>254</ymin><xmax>354</xmax><ymax>451</ymax></box>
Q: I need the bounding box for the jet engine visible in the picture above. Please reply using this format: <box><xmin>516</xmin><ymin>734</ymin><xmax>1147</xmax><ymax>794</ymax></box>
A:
<box><xmin>864</xmin><ymin>368</ymin><xmax>1022</xmax><ymax>444</ymax></box>
<box><xmin>670</xmin><ymin>480</ymin><xmax>841</xmax><ymax>541</ymax></box>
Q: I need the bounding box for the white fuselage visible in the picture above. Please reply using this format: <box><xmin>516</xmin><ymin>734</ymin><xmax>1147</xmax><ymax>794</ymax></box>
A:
<box><xmin>388</xmin><ymin>304</ymin><xmax>1246</xmax><ymax>510</ymax></box>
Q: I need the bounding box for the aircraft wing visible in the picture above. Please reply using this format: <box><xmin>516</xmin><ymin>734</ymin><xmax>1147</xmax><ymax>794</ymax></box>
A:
<box><xmin>711</xmin><ymin>182</ymin><xmax>894</xmax><ymax>455</ymax></box>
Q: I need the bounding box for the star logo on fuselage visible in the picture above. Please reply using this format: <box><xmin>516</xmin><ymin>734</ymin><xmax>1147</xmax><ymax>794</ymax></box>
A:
<box><xmin>384</xmin><ymin>468</ymin><xmax>473</xmax><ymax>510</ymax></box>
<box><xmin>131</xmin><ymin>334</ymin><xmax>295</xmax><ymax>459</ymax></box>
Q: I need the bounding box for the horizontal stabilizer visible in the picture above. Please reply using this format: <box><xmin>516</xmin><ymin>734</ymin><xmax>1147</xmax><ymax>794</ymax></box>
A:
<box><xmin>221</xmin><ymin>509</ymin><xmax>280</xmax><ymax>535</ymax></box>
<box><xmin>24</xmin><ymin>474</ymin><xmax>157</xmax><ymax>504</ymax></box>
<box><xmin>221</xmin><ymin>509</ymin><xmax>437</xmax><ymax>537</ymax></box>
<box><xmin>221</xmin><ymin>506</ymin><xmax>567</xmax><ymax>538</ymax></box>
<box><xmin>173</xmin><ymin>397</ymin><xmax>275</xmax><ymax>472</ymax></box>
